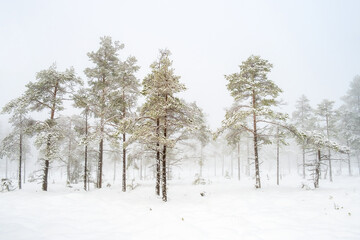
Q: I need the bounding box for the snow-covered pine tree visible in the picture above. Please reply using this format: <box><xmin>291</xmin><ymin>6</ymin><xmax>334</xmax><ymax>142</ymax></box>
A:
<box><xmin>188</xmin><ymin>103</ymin><xmax>211</xmax><ymax>178</ymax></box>
<box><xmin>73</xmin><ymin>88</ymin><xmax>92</xmax><ymax>191</ymax></box>
<box><xmin>224</xmin><ymin>123</ymin><xmax>244</xmax><ymax>181</ymax></box>
<box><xmin>24</xmin><ymin>64</ymin><xmax>81</xmax><ymax>191</ymax></box>
<box><xmin>84</xmin><ymin>36</ymin><xmax>124</xmax><ymax>188</ymax></box>
<box><xmin>219</xmin><ymin>55</ymin><xmax>285</xmax><ymax>188</ymax></box>
<box><xmin>1</xmin><ymin>96</ymin><xmax>33</xmax><ymax>189</ymax></box>
<box><xmin>57</xmin><ymin>115</ymin><xmax>84</xmax><ymax>185</ymax></box>
<box><xmin>111</xmin><ymin>56</ymin><xmax>140</xmax><ymax>192</ymax></box>
<box><xmin>139</xmin><ymin>49</ymin><xmax>187</xmax><ymax>201</ymax></box>
<box><xmin>316</xmin><ymin>99</ymin><xmax>337</xmax><ymax>181</ymax></box>
<box><xmin>292</xmin><ymin>95</ymin><xmax>315</xmax><ymax>179</ymax></box>
<box><xmin>336</xmin><ymin>109</ymin><xmax>357</xmax><ymax>175</ymax></box>
<box><xmin>342</xmin><ymin>75</ymin><xmax>360</xmax><ymax>174</ymax></box>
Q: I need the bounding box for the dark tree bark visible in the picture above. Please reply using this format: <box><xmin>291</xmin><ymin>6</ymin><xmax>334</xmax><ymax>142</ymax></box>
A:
<box><xmin>155</xmin><ymin>118</ymin><xmax>161</xmax><ymax>196</ymax></box>
<box><xmin>252</xmin><ymin>89</ymin><xmax>261</xmax><ymax>189</ymax></box>
<box><xmin>314</xmin><ymin>150</ymin><xmax>321</xmax><ymax>188</ymax></box>
<box><xmin>18</xmin><ymin>123</ymin><xmax>22</xmax><ymax>190</ymax></box>
<box><xmin>162</xmin><ymin>114</ymin><xmax>167</xmax><ymax>202</ymax></box>
<box><xmin>97</xmin><ymin>138</ymin><xmax>103</xmax><ymax>188</ymax></box>
<box><xmin>84</xmin><ymin>109</ymin><xmax>88</xmax><ymax>191</ymax></box>
<box><xmin>122</xmin><ymin>132</ymin><xmax>126</xmax><ymax>192</ymax></box>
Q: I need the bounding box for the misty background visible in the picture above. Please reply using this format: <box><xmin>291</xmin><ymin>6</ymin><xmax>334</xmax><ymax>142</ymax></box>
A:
<box><xmin>0</xmin><ymin>0</ymin><xmax>359</xmax><ymax>179</ymax></box>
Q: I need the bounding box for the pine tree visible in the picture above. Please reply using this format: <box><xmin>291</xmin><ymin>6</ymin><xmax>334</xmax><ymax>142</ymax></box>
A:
<box><xmin>189</xmin><ymin>103</ymin><xmax>211</xmax><ymax>178</ymax></box>
<box><xmin>316</xmin><ymin>99</ymin><xmax>337</xmax><ymax>181</ymax></box>
<box><xmin>73</xmin><ymin>88</ymin><xmax>92</xmax><ymax>191</ymax></box>
<box><xmin>292</xmin><ymin>95</ymin><xmax>315</xmax><ymax>179</ymax></box>
<box><xmin>139</xmin><ymin>49</ymin><xmax>187</xmax><ymax>201</ymax></box>
<box><xmin>1</xmin><ymin>96</ymin><xmax>33</xmax><ymax>189</ymax></box>
<box><xmin>23</xmin><ymin>64</ymin><xmax>81</xmax><ymax>191</ymax></box>
<box><xmin>342</xmin><ymin>75</ymin><xmax>360</xmax><ymax>174</ymax></box>
<box><xmin>84</xmin><ymin>36</ymin><xmax>124</xmax><ymax>188</ymax></box>
<box><xmin>111</xmin><ymin>56</ymin><xmax>140</xmax><ymax>192</ymax></box>
<box><xmin>219</xmin><ymin>55</ymin><xmax>285</xmax><ymax>188</ymax></box>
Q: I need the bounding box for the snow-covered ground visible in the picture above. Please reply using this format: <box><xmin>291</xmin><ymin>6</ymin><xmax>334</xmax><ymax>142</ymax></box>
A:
<box><xmin>1</xmin><ymin>176</ymin><xmax>359</xmax><ymax>240</ymax></box>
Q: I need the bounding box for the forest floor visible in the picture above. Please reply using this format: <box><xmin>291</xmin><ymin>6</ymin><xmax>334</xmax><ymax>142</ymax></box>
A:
<box><xmin>0</xmin><ymin>175</ymin><xmax>359</xmax><ymax>240</ymax></box>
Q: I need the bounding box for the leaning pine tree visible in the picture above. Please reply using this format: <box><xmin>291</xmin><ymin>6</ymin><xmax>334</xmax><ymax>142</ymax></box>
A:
<box><xmin>218</xmin><ymin>55</ymin><xmax>285</xmax><ymax>188</ymax></box>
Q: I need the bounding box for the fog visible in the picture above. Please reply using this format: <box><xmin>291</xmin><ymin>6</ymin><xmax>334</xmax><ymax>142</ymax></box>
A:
<box><xmin>1</xmin><ymin>0</ymin><xmax>359</xmax><ymax>132</ymax></box>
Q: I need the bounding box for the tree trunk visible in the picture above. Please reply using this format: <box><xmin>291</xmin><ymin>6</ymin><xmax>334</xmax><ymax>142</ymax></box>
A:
<box><xmin>42</xmin><ymin>81</ymin><xmax>58</xmax><ymax>191</ymax></box>
<box><xmin>122</xmin><ymin>133</ymin><xmax>126</xmax><ymax>192</ymax></box>
<box><xmin>162</xmin><ymin>115</ymin><xmax>167</xmax><ymax>202</ymax></box>
<box><xmin>237</xmin><ymin>141</ymin><xmax>240</xmax><ymax>181</ymax></box>
<box><xmin>325</xmin><ymin>115</ymin><xmax>333</xmax><ymax>182</ymax></box>
<box><xmin>67</xmin><ymin>124</ymin><xmax>72</xmax><ymax>185</ymax></box>
<box><xmin>252</xmin><ymin>90</ymin><xmax>261</xmax><ymax>189</ymax></box>
<box><xmin>155</xmin><ymin>118</ymin><xmax>161</xmax><ymax>196</ymax></box>
<box><xmin>5</xmin><ymin>158</ymin><xmax>8</xmax><ymax>179</ymax></box>
<box><xmin>97</xmin><ymin>138</ymin><xmax>103</xmax><ymax>188</ymax></box>
<box><xmin>23</xmin><ymin>148</ymin><xmax>26</xmax><ymax>184</ymax></box>
<box><xmin>302</xmin><ymin>144</ymin><xmax>306</xmax><ymax>179</ymax></box>
<box><xmin>18</xmin><ymin>131</ymin><xmax>22</xmax><ymax>190</ymax></box>
<box><xmin>276</xmin><ymin>128</ymin><xmax>280</xmax><ymax>186</ymax></box>
<box><xmin>84</xmin><ymin>109</ymin><xmax>88</xmax><ymax>191</ymax></box>
<box><xmin>314</xmin><ymin>149</ymin><xmax>321</xmax><ymax>188</ymax></box>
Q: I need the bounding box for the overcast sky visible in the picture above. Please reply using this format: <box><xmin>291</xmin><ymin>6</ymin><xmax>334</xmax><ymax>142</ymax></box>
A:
<box><xmin>0</xmin><ymin>0</ymin><xmax>359</xmax><ymax>131</ymax></box>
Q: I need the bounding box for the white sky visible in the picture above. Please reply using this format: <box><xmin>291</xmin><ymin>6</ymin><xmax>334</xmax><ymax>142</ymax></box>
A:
<box><xmin>0</xmin><ymin>0</ymin><xmax>359</xmax><ymax>131</ymax></box>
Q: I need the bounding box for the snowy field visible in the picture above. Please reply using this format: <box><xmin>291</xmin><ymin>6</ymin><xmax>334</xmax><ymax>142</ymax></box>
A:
<box><xmin>1</xmin><ymin>176</ymin><xmax>360</xmax><ymax>240</ymax></box>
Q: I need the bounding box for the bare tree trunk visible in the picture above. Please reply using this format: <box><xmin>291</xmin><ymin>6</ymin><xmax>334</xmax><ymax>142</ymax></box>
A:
<box><xmin>18</xmin><ymin>130</ymin><xmax>22</xmax><ymax>190</ymax></box>
<box><xmin>302</xmin><ymin>145</ymin><xmax>306</xmax><ymax>179</ymax></box>
<box><xmin>162</xmin><ymin>114</ymin><xmax>167</xmax><ymax>202</ymax></box>
<box><xmin>314</xmin><ymin>149</ymin><xmax>321</xmax><ymax>188</ymax></box>
<box><xmin>276</xmin><ymin>127</ymin><xmax>280</xmax><ymax>186</ymax></box>
<box><xmin>252</xmin><ymin>90</ymin><xmax>261</xmax><ymax>189</ymax></box>
<box><xmin>67</xmin><ymin>122</ymin><xmax>72</xmax><ymax>184</ymax></box>
<box><xmin>5</xmin><ymin>158</ymin><xmax>8</xmax><ymax>178</ymax></box>
<box><xmin>237</xmin><ymin>141</ymin><xmax>241</xmax><ymax>181</ymax></box>
<box><xmin>122</xmin><ymin>133</ymin><xmax>126</xmax><ymax>192</ymax></box>
<box><xmin>97</xmin><ymin>138</ymin><xmax>103</xmax><ymax>188</ymax></box>
<box><xmin>155</xmin><ymin>118</ymin><xmax>161</xmax><ymax>196</ymax></box>
<box><xmin>84</xmin><ymin>109</ymin><xmax>88</xmax><ymax>191</ymax></box>
<box><xmin>23</xmin><ymin>148</ymin><xmax>26</xmax><ymax>184</ymax></box>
